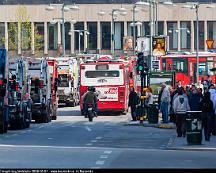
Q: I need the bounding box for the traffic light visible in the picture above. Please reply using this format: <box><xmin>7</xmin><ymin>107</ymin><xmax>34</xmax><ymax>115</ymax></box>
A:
<box><xmin>136</xmin><ymin>53</ymin><xmax>144</xmax><ymax>74</ymax></box>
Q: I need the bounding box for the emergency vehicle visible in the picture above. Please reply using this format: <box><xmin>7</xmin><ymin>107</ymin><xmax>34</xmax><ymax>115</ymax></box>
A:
<box><xmin>0</xmin><ymin>49</ymin><xmax>9</xmax><ymax>133</ymax></box>
<box><xmin>47</xmin><ymin>57</ymin><xmax>59</xmax><ymax>120</ymax></box>
<box><xmin>80</xmin><ymin>56</ymin><xmax>130</xmax><ymax>114</ymax></box>
<box><xmin>28</xmin><ymin>58</ymin><xmax>52</xmax><ymax>123</ymax></box>
<box><xmin>57</xmin><ymin>57</ymin><xmax>79</xmax><ymax>107</ymax></box>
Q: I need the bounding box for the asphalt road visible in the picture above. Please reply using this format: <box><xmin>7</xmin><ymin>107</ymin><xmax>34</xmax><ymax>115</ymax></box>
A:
<box><xmin>0</xmin><ymin>106</ymin><xmax>216</xmax><ymax>169</ymax></box>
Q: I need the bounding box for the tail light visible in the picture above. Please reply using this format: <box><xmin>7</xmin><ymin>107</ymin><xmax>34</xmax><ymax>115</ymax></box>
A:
<box><xmin>81</xmin><ymin>66</ymin><xmax>85</xmax><ymax>69</ymax></box>
<box><xmin>39</xmin><ymin>80</ymin><xmax>44</xmax><ymax>89</ymax></box>
<box><xmin>119</xmin><ymin>91</ymin><xmax>125</xmax><ymax>103</ymax></box>
<box><xmin>0</xmin><ymin>79</ymin><xmax>3</xmax><ymax>86</ymax></box>
<box><xmin>15</xmin><ymin>83</ymin><xmax>19</xmax><ymax>91</ymax></box>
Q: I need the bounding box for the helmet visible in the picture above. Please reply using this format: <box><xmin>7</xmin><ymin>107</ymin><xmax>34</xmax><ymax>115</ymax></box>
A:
<box><xmin>88</xmin><ymin>86</ymin><xmax>95</xmax><ymax>92</ymax></box>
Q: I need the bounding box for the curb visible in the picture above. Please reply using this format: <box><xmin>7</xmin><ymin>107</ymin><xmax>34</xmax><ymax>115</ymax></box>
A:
<box><xmin>125</xmin><ymin>121</ymin><xmax>176</xmax><ymax>129</ymax></box>
<box><xmin>166</xmin><ymin>147</ymin><xmax>216</xmax><ymax>151</ymax></box>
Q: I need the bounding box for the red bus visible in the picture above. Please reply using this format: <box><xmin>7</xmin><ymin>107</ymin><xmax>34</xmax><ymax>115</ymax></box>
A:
<box><xmin>160</xmin><ymin>52</ymin><xmax>216</xmax><ymax>86</ymax></box>
<box><xmin>79</xmin><ymin>58</ymin><xmax>130</xmax><ymax>114</ymax></box>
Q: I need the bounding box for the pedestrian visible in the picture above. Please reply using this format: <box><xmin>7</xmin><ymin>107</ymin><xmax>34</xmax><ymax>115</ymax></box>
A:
<box><xmin>206</xmin><ymin>75</ymin><xmax>212</xmax><ymax>88</ymax></box>
<box><xmin>200</xmin><ymin>92</ymin><xmax>214</xmax><ymax>141</ymax></box>
<box><xmin>188</xmin><ymin>87</ymin><xmax>202</xmax><ymax>111</ymax></box>
<box><xmin>160</xmin><ymin>83</ymin><xmax>170</xmax><ymax>123</ymax></box>
<box><xmin>146</xmin><ymin>87</ymin><xmax>153</xmax><ymax>120</ymax></box>
<box><xmin>173</xmin><ymin>90</ymin><xmax>190</xmax><ymax>137</ymax></box>
<box><xmin>128</xmin><ymin>87</ymin><xmax>140</xmax><ymax>121</ymax></box>
<box><xmin>209</xmin><ymin>84</ymin><xmax>216</xmax><ymax>135</ymax></box>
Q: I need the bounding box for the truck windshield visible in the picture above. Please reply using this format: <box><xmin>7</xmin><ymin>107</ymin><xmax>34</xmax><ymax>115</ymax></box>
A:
<box><xmin>58</xmin><ymin>74</ymin><xmax>69</xmax><ymax>87</ymax></box>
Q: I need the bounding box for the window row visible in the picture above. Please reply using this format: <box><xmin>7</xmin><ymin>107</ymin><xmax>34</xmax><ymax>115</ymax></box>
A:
<box><xmin>0</xmin><ymin>21</ymin><xmax>216</xmax><ymax>51</ymax></box>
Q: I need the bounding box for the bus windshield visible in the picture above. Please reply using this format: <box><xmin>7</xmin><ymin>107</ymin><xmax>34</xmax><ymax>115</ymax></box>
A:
<box><xmin>85</xmin><ymin>71</ymin><xmax>120</xmax><ymax>78</ymax></box>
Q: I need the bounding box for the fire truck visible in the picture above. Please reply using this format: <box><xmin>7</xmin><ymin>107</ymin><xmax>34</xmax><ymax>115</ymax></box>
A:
<box><xmin>80</xmin><ymin>56</ymin><xmax>130</xmax><ymax>114</ymax></box>
<box><xmin>8</xmin><ymin>59</ymin><xmax>32</xmax><ymax>129</ymax></box>
<box><xmin>47</xmin><ymin>57</ymin><xmax>59</xmax><ymax>120</ymax></box>
<box><xmin>28</xmin><ymin>58</ymin><xmax>52</xmax><ymax>123</ymax></box>
<box><xmin>0</xmin><ymin>49</ymin><xmax>9</xmax><ymax>133</ymax></box>
<box><xmin>57</xmin><ymin>57</ymin><xmax>79</xmax><ymax>107</ymax></box>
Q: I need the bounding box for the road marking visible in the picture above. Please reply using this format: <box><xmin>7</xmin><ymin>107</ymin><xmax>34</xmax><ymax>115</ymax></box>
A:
<box><xmin>95</xmin><ymin>160</ymin><xmax>105</xmax><ymax>165</ymax></box>
<box><xmin>96</xmin><ymin>137</ymin><xmax>102</xmax><ymax>140</ymax></box>
<box><xmin>91</xmin><ymin>140</ymin><xmax>97</xmax><ymax>143</ymax></box>
<box><xmin>104</xmin><ymin>150</ymin><xmax>112</xmax><ymax>154</ymax></box>
<box><xmin>38</xmin><ymin>126</ymin><xmax>45</xmax><ymax>129</ymax></box>
<box><xmin>100</xmin><ymin>155</ymin><xmax>108</xmax><ymax>159</ymax></box>
<box><xmin>48</xmin><ymin>138</ymin><xmax>53</xmax><ymax>140</ymax></box>
<box><xmin>86</xmin><ymin>143</ymin><xmax>92</xmax><ymax>146</ymax></box>
<box><xmin>85</xmin><ymin>126</ymin><xmax>92</xmax><ymax>132</ymax></box>
<box><xmin>27</xmin><ymin>130</ymin><xmax>32</xmax><ymax>132</ymax></box>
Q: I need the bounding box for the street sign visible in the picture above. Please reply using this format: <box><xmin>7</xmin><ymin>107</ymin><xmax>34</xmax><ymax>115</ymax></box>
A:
<box><xmin>206</xmin><ymin>39</ymin><xmax>214</xmax><ymax>49</ymax></box>
<box><xmin>152</xmin><ymin>60</ymin><xmax>160</xmax><ymax>70</ymax></box>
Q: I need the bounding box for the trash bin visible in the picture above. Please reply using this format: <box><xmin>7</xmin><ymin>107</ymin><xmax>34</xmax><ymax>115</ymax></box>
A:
<box><xmin>148</xmin><ymin>104</ymin><xmax>159</xmax><ymax>124</ymax></box>
<box><xmin>186</xmin><ymin>111</ymin><xmax>202</xmax><ymax>145</ymax></box>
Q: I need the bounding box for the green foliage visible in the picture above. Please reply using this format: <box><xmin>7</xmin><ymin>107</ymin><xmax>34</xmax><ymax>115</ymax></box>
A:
<box><xmin>2</xmin><ymin>5</ymin><xmax>43</xmax><ymax>56</ymax></box>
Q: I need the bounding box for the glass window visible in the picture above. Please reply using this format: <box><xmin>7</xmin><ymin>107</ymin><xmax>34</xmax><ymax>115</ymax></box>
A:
<box><xmin>35</xmin><ymin>22</ymin><xmax>44</xmax><ymax>50</ymax></box>
<box><xmin>48</xmin><ymin>23</ymin><xmax>58</xmax><ymax>50</ymax></box>
<box><xmin>114</xmin><ymin>22</ymin><xmax>124</xmax><ymax>50</ymax></box>
<box><xmin>8</xmin><ymin>22</ymin><xmax>18</xmax><ymax>50</ymax></box>
<box><xmin>58</xmin><ymin>74</ymin><xmax>69</xmax><ymax>87</ymax></box>
<box><xmin>207</xmin><ymin>21</ymin><xmax>216</xmax><ymax>49</ymax></box>
<box><xmin>74</xmin><ymin>22</ymin><xmax>84</xmax><ymax>51</ymax></box>
<box><xmin>0</xmin><ymin>23</ymin><xmax>5</xmax><ymax>48</ymax></box>
<box><xmin>143</xmin><ymin>22</ymin><xmax>150</xmax><ymax>36</ymax></box>
<box><xmin>194</xmin><ymin>21</ymin><xmax>204</xmax><ymax>50</ymax></box>
<box><xmin>167</xmin><ymin>22</ymin><xmax>178</xmax><ymax>50</ymax></box>
<box><xmin>85</xmin><ymin>71</ymin><xmax>120</xmax><ymax>78</ymax></box>
<box><xmin>157</xmin><ymin>21</ymin><xmax>164</xmax><ymax>36</ymax></box>
<box><xmin>62</xmin><ymin>22</ymin><xmax>71</xmax><ymax>50</ymax></box>
<box><xmin>199</xmin><ymin>62</ymin><xmax>206</xmax><ymax>75</ymax></box>
<box><xmin>21</xmin><ymin>22</ymin><xmax>31</xmax><ymax>50</ymax></box>
<box><xmin>87</xmin><ymin>22</ymin><xmax>97</xmax><ymax>50</ymax></box>
<box><xmin>172</xmin><ymin>58</ymin><xmax>187</xmax><ymax>73</ymax></box>
<box><xmin>101</xmin><ymin>22</ymin><xmax>111</xmax><ymax>49</ymax></box>
<box><xmin>180</xmin><ymin>21</ymin><xmax>191</xmax><ymax>50</ymax></box>
<box><xmin>162</xmin><ymin>59</ymin><xmax>166</xmax><ymax>71</ymax></box>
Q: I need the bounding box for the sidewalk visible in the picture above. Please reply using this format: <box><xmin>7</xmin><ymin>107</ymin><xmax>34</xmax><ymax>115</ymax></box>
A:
<box><xmin>126</xmin><ymin>115</ymin><xmax>216</xmax><ymax>151</ymax></box>
<box><xmin>167</xmin><ymin>133</ymin><xmax>216</xmax><ymax>151</ymax></box>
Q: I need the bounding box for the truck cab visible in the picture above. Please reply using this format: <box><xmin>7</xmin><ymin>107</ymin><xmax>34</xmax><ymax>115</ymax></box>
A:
<box><xmin>28</xmin><ymin>58</ymin><xmax>52</xmax><ymax>123</ymax></box>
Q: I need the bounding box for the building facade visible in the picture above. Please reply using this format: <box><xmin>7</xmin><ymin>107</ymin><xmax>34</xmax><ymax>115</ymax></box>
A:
<box><xmin>0</xmin><ymin>0</ymin><xmax>216</xmax><ymax>56</ymax></box>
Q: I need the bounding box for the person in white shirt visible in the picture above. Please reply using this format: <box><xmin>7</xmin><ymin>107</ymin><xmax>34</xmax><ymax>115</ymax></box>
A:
<box><xmin>160</xmin><ymin>83</ymin><xmax>170</xmax><ymax>123</ymax></box>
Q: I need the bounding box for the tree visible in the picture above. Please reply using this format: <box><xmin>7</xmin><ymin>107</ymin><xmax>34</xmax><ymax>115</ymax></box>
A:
<box><xmin>2</xmin><ymin>5</ymin><xmax>43</xmax><ymax>57</ymax></box>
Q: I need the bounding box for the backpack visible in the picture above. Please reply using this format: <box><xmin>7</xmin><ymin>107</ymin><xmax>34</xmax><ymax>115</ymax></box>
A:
<box><xmin>177</xmin><ymin>97</ymin><xmax>186</xmax><ymax>113</ymax></box>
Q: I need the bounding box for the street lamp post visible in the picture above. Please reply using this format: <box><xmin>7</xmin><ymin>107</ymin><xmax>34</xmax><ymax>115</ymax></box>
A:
<box><xmin>195</xmin><ymin>4</ymin><xmax>199</xmax><ymax>84</ymax></box>
<box><xmin>70</xmin><ymin>29</ymin><xmax>90</xmax><ymax>54</ymax></box>
<box><xmin>46</xmin><ymin>3</ymin><xmax>79</xmax><ymax>56</ymax></box>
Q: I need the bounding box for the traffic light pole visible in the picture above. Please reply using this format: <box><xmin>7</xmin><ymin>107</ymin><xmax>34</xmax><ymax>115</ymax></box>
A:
<box><xmin>140</xmin><ymin>72</ymin><xmax>144</xmax><ymax>123</ymax></box>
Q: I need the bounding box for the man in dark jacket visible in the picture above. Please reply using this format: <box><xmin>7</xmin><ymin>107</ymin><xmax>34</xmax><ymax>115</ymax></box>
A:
<box><xmin>188</xmin><ymin>88</ymin><xmax>202</xmax><ymax>111</ymax></box>
<box><xmin>82</xmin><ymin>86</ymin><xmax>98</xmax><ymax>117</ymax></box>
<box><xmin>128</xmin><ymin>87</ymin><xmax>140</xmax><ymax>121</ymax></box>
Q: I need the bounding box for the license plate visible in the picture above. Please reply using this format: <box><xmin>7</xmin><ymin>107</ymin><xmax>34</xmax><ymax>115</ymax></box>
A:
<box><xmin>88</xmin><ymin>107</ymin><xmax>93</xmax><ymax>111</ymax></box>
